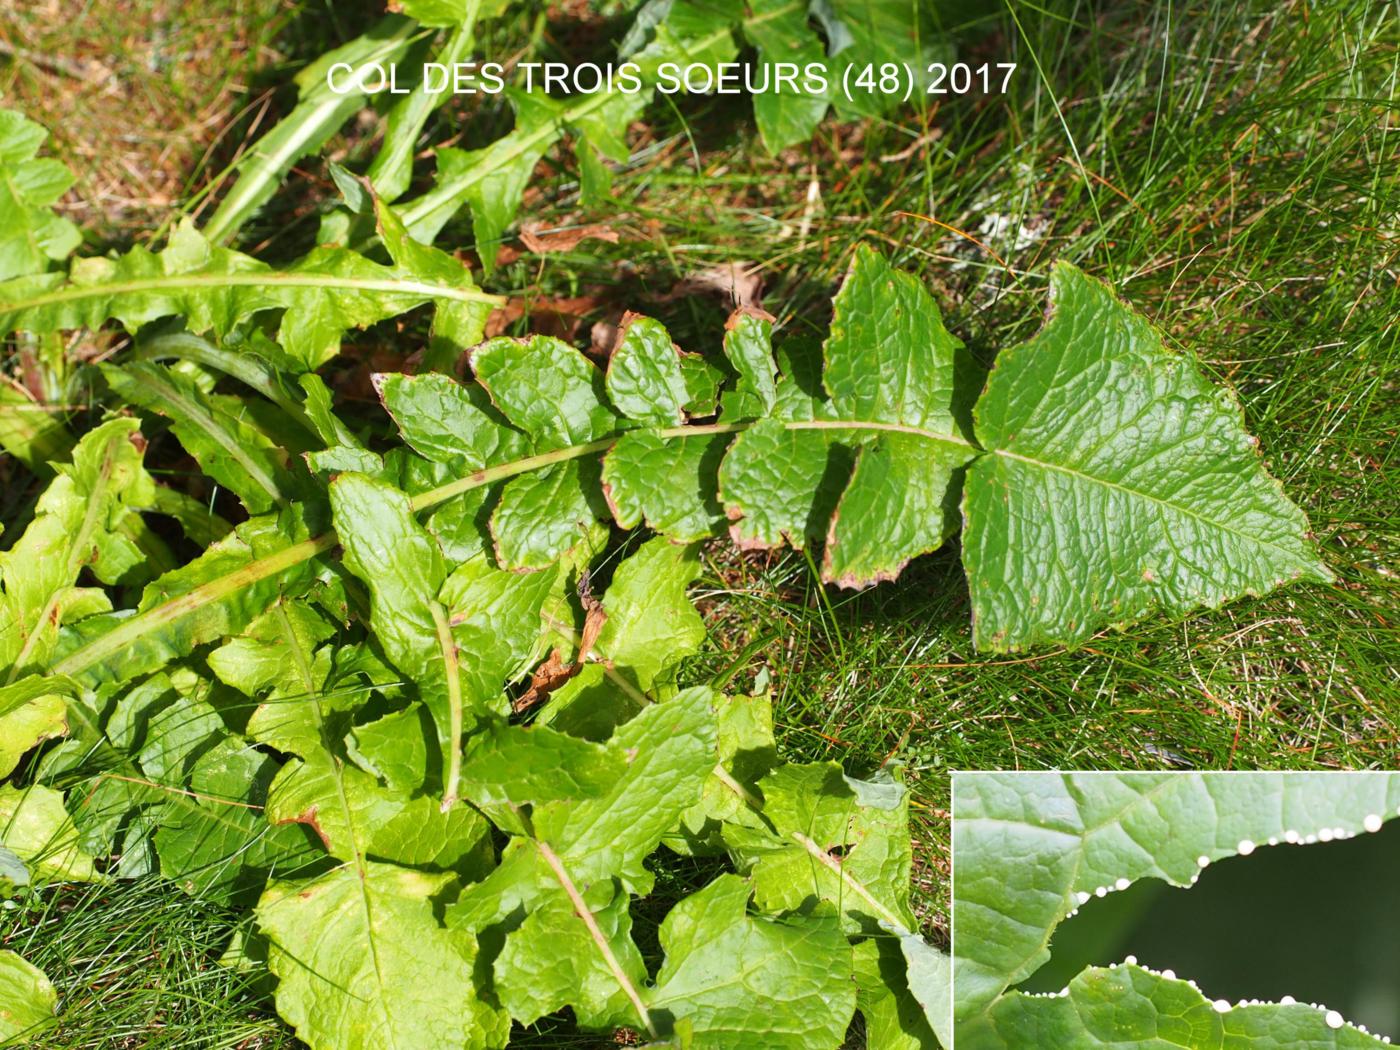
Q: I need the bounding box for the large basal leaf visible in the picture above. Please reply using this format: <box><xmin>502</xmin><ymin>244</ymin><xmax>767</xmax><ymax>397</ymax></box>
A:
<box><xmin>0</xmin><ymin>109</ymin><xmax>81</xmax><ymax>280</ymax></box>
<box><xmin>952</xmin><ymin>772</ymin><xmax>1400</xmax><ymax>1048</ymax></box>
<box><xmin>963</xmin><ymin>263</ymin><xmax>1331</xmax><ymax>650</ymax></box>
<box><xmin>257</xmin><ymin>862</ymin><xmax>510</xmax><ymax>1050</ymax></box>
<box><xmin>44</xmin><ymin>249</ymin><xmax>1328</xmax><ymax>709</ymax></box>
<box><xmin>0</xmin><ymin>950</ymin><xmax>58</xmax><ymax>1043</ymax></box>
<box><xmin>0</xmin><ymin>200</ymin><xmax>498</xmax><ymax>370</ymax></box>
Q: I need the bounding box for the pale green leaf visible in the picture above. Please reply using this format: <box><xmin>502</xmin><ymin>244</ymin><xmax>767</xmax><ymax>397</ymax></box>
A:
<box><xmin>1</xmin><ymin>417</ymin><xmax>153</xmax><ymax>678</ymax></box>
<box><xmin>366</xmin><ymin>24</ymin><xmax>475</xmax><ymax>203</ymax></box>
<box><xmin>645</xmin><ymin>874</ymin><xmax>857</xmax><ymax>1048</ymax></box>
<box><xmin>531</xmin><ymin>686</ymin><xmax>718</xmax><ymax>892</ymax></box>
<box><xmin>329</xmin><ymin>473</ymin><xmax>458</xmax><ymax>745</ymax></box>
<box><xmin>0</xmin><ymin>677</ymin><xmax>73</xmax><ymax>779</ymax></box>
<box><xmin>452</xmin><ymin>685</ymin><xmax>719</xmax><ymax>940</ymax></box>
<box><xmin>258</xmin><ymin>862</ymin><xmax>510</xmax><ymax>1050</ymax></box>
<box><xmin>0</xmin><ymin>949</ymin><xmax>58</xmax><ymax>1044</ymax></box>
<box><xmin>349</xmin><ymin>706</ymin><xmax>432</xmax><ymax>795</ymax></box>
<box><xmin>0</xmin><ymin>374</ymin><xmax>73</xmax><ymax>471</ymax></box>
<box><xmin>0</xmin><ymin>785</ymin><xmax>100</xmax><ymax>885</ymax></box>
<box><xmin>674</xmin><ymin>690</ymin><xmax>778</xmax><ymax>846</ymax></box>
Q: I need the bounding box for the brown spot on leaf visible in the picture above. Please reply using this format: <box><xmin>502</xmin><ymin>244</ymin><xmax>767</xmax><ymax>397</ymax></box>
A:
<box><xmin>282</xmin><ymin>806</ymin><xmax>331</xmax><ymax>851</ymax></box>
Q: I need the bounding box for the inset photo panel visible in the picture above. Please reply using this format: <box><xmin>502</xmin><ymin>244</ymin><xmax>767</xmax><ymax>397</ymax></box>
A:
<box><xmin>952</xmin><ymin>771</ymin><xmax>1400</xmax><ymax>1049</ymax></box>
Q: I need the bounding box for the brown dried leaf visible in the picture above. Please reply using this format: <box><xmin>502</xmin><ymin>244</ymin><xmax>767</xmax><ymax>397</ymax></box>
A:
<box><xmin>519</xmin><ymin>221</ymin><xmax>620</xmax><ymax>254</ymax></box>
<box><xmin>657</xmin><ymin>262</ymin><xmax>764</xmax><ymax>310</ymax></box>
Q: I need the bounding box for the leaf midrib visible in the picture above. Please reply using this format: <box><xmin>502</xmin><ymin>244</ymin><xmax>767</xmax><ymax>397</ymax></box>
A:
<box><xmin>992</xmin><ymin>447</ymin><xmax>1318</xmax><ymax>568</ymax></box>
<box><xmin>45</xmin><ymin>418</ymin><xmax>963</xmax><ymax>680</ymax></box>
<box><xmin>271</xmin><ymin>603</ymin><xmax>393</xmax><ymax>1034</ymax></box>
<box><xmin>0</xmin><ymin>271</ymin><xmax>505</xmax><ymax>317</ymax></box>
<box><xmin>127</xmin><ymin>367</ymin><xmax>287</xmax><ymax>507</ymax></box>
<box><xmin>6</xmin><ymin>428</ymin><xmax>121</xmax><ymax>683</ymax></box>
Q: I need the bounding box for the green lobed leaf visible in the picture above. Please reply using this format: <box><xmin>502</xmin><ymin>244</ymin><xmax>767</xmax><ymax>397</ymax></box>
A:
<box><xmin>606</xmin><ymin>313</ymin><xmax>691</xmax><ymax>425</ymax></box>
<box><xmin>0</xmin><ymin>202</ymin><xmax>498</xmax><ymax>371</ymax></box>
<box><xmin>591</xmin><ymin>537</ymin><xmax>706</xmax><ymax>692</ymax></box>
<box><xmin>727</xmin><ymin>761</ymin><xmax>916</xmax><ymax>935</ymax></box>
<box><xmin>102</xmin><ymin>360</ymin><xmax>298</xmax><ymax>514</ymax></box>
<box><xmin>952</xmin><ymin>771</ymin><xmax>1400</xmax><ymax>1047</ymax></box>
<box><xmin>962</xmin><ymin>263</ymin><xmax>1332</xmax><ymax>651</ymax></box>
<box><xmin>452</xmin><ymin>685</ymin><xmax>720</xmax><ymax>942</ymax></box>
<box><xmin>0</xmin><ymin>110</ymin><xmax>80</xmax><ymax>281</ymax></box>
<box><xmin>983</xmin><ymin>962</ymin><xmax>1389</xmax><ymax>1049</ymax></box>
<box><xmin>1</xmin><ymin>417</ymin><xmax>154</xmax><ymax>680</ymax></box>
<box><xmin>494</xmin><ymin>879</ymin><xmax>648</xmax><ymax>1030</ymax></box>
<box><xmin>375</xmin><ymin>370</ymin><xmax>528</xmax><ymax>472</ymax></box>
<box><xmin>329</xmin><ymin>473</ymin><xmax>459</xmax><ymax>749</ymax></box>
